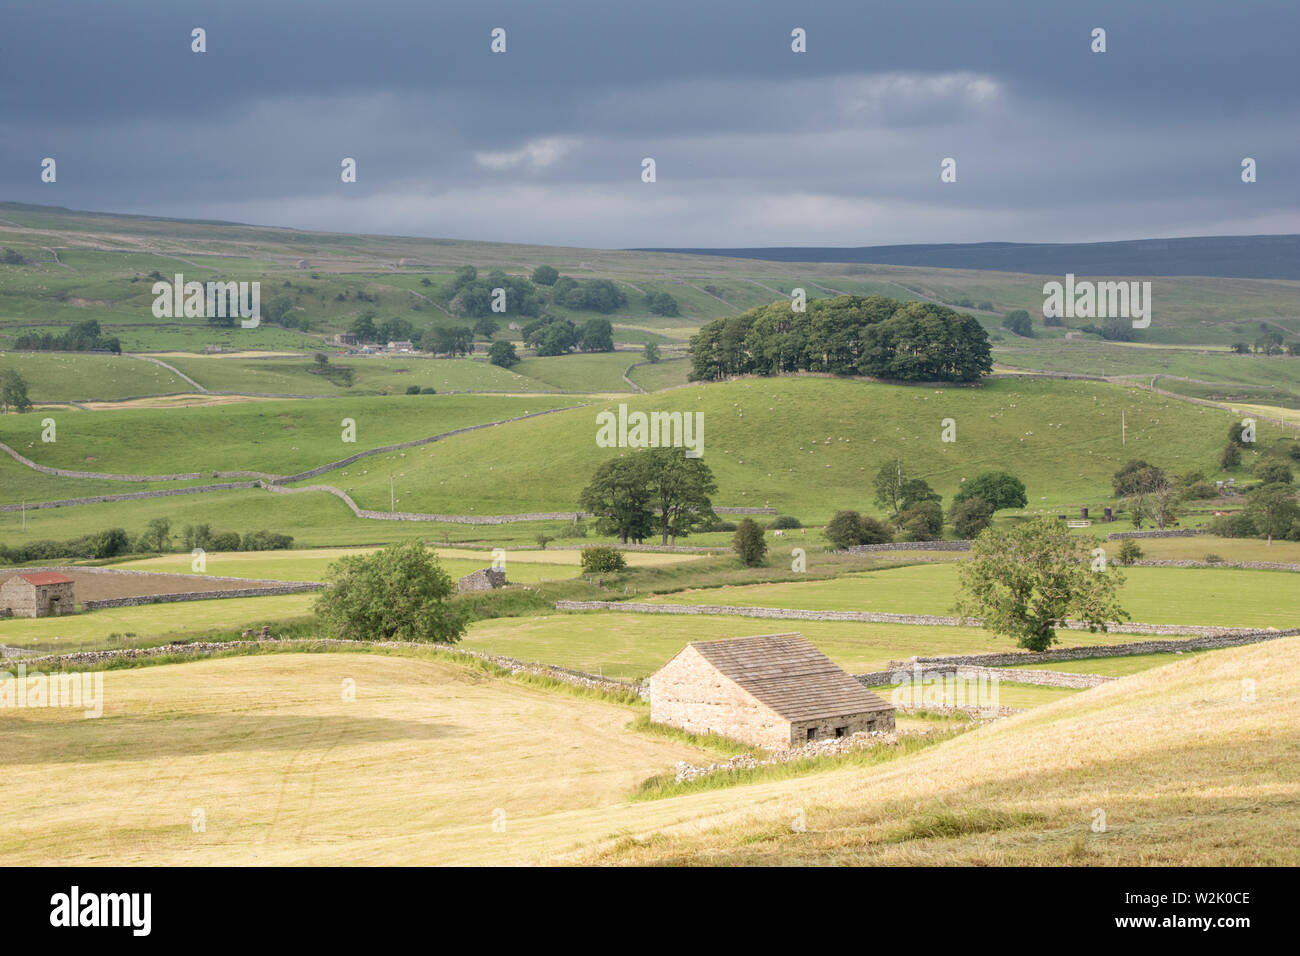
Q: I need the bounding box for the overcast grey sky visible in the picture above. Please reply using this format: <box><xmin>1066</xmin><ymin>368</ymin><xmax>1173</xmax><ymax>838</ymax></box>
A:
<box><xmin>1</xmin><ymin>0</ymin><xmax>1296</xmax><ymax>248</ymax></box>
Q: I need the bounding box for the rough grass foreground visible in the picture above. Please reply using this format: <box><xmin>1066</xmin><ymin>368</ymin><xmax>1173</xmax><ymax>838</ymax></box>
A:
<box><xmin>580</xmin><ymin>635</ymin><xmax>1300</xmax><ymax>866</ymax></box>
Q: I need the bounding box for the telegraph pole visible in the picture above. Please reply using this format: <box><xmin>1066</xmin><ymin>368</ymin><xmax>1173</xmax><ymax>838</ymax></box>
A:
<box><xmin>390</xmin><ymin>474</ymin><xmax>395</xmax><ymax>513</ymax></box>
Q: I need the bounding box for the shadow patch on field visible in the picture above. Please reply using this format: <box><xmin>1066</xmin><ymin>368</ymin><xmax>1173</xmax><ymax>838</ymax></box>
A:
<box><xmin>0</xmin><ymin>713</ymin><xmax>456</xmax><ymax>763</ymax></box>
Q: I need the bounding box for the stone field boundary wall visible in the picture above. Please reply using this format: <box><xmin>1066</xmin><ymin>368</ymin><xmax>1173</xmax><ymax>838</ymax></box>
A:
<box><xmin>553</xmin><ymin>600</ymin><xmax>1285</xmax><ymax>637</ymax></box>
<box><xmin>855</xmin><ymin>662</ymin><xmax>1114</xmax><ymax>689</ymax></box>
<box><xmin>840</xmin><ymin>540</ymin><xmax>972</xmax><ymax>553</ymax></box>
<box><xmin>1106</xmin><ymin>529</ymin><xmax>1205</xmax><ymax>539</ymax></box>
<box><xmin>83</xmin><ymin>583</ymin><xmax>323</xmax><ymax>609</ymax></box>
<box><xmin>1</xmin><ymin>638</ymin><xmax>646</xmax><ymax>699</ymax></box>
<box><xmin>891</xmin><ymin>627</ymin><xmax>1300</xmax><ymax>668</ymax></box>
<box><xmin>1132</xmin><ymin>559</ymin><xmax>1300</xmax><ymax>571</ymax></box>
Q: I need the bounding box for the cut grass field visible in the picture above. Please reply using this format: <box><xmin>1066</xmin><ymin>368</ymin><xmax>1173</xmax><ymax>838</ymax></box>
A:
<box><xmin>582</xmin><ymin>635</ymin><xmax>1300</xmax><ymax>865</ymax></box>
<box><xmin>0</xmin><ymin>593</ymin><xmax>316</xmax><ymax>654</ymax></box>
<box><xmin>645</xmin><ymin>563</ymin><xmax>1300</xmax><ymax>629</ymax></box>
<box><xmin>0</xmin><ymin>651</ymin><xmax>723</xmax><ymax>865</ymax></box>
<box><xmin>113</xmin><ymin>545</ymin><xmax>705</xmax><ymax>582</ymax></box>
<box><xmin>4</xmin><ymin>637</ymin><xmax>1292</xmax><ymax>865</ymax></box>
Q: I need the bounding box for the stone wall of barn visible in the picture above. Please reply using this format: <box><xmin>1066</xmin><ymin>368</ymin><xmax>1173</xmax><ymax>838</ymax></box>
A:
<box><xmin>649</xmin><ymin>646</ymin><xmax>793</xmax><ymax>749</ymax></box>
<box><xmin>789</xmin><ymin>710</ymin><xmax>895</xmax><ymax>745</ymax></box>
<box><xmin>0</xmin><ymin>580</ymin><xmax>74</xmax><ymax>617</ymax></box>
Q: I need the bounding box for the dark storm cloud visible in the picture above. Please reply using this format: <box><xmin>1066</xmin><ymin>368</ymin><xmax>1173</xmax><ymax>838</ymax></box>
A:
<box><xmin>1</xmin><ymin>0</ymin><xmax>1296</xmax><ymax>246</ymax></box>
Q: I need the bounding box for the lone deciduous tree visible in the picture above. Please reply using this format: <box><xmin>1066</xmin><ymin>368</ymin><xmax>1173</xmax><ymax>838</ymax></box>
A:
<box><xmin>732</xmin><ymin>518</ymin><xmax>767</xmax><ymax>567</ymax></box>
<box><xmin>315</xmin><ymin>541</ymin><xmax>466</xmax><ymax>643</ymax></box>
<box><xmin>955</xmin><ymin>517</ymin><xmax>1129</xmax><ymax>652</ymax></box>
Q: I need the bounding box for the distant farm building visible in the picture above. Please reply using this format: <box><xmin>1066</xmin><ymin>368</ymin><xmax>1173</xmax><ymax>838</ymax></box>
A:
<box><xmin>333</xmin><ymin>332</ymin><xmax>359</xmax><ymax>346</ymax></box>
<box><xmin>650</xmin><ymin>633</ymin><xmax>895</xmax><ymax>749</ymax></box>
<box><xmin>0</xmin><ymin>572</ymin><xmax>76</xmax><ymax>618</ymax></box>
<box><xmin>385</xmin><ymin>340</ymin><xmax>415</xmax><ymax>353</ymax></box>
<box><xmin>457</xmin><ymin>568</ymin><xmax>507</xmax><ymax>593</ymax></box>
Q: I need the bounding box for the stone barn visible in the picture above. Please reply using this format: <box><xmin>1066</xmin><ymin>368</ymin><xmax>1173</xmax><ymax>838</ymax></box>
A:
<box><xmin>0</xmin><ymin>572</ymin><xmax>76</xmax><ymax>618</ymax></box>
<box><xmin>457</xmin><ymin>567</ymin><xmax>507</xmax><ymax>593</ymax></box>
<box><xmin>650</xmin><ymin>633</ymin><xmax>895</xmax><ymax>750</ymax></box>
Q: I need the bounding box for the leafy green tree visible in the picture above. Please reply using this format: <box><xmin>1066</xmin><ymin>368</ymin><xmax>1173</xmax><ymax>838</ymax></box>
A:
<box><xmin>314</xmin><ymin>541</ymin><xmax>466</xmax><ymax>642</ymax></box>
<box><xmin>1228</xmin><ymin>422</ymin><xmax>1251</xmax><ymax>447</ymax></box>
<box><xmin>641</xmin><ymin>448</ymin><xmax>718</xmax><ymax>546</ymax></box>
<box><xmin>141</xmin><ymin>518</ymin><xmax>172</xmax><ymax>552</ymax></box>
<box><xmin>1254</xmin><ymin>459</ymin><xmax>1293</xmax><ymax>485</ymax></box>
<box><xmin>645</xmin><ymin>291</ymin><xmax>679</xmax><ymax>316</ymax></box>
<box><xmin>487</xmin><ymin>340</ymin><xmax>520</xmax><ymax>368</ymax></box>
<box><xmin>953</xmin><ymin>472</ymin><xmax>1027</xmax><ymax>511</ymax></box>
<box><xmin>0</xmin><ymin>369</ymin><xmax>33</xmax><ymax>413</ymax></box>
<box><xmin>950</xmin><ymin>496</ymin><xmax>994</xmax><ymax>538</ymax></box>
<box><xmin>1219</xmin><ymin>443</ymin><xmax>1242</xmax><ymax>468</ymax></box>
<box><xmin>351</xmin><ymin>312</ymin><xmax>378</xmax><ymax>342</ymax></box>
<box><xmin>578</xmin><ymin>317</ymin><xmax>615</xmax><ymax>352</ymax></box>
<box><xmin>1116</xmin><ymin>540</ymin><xmax>1144</xmax><ymax>566</ymax></box>
<box><xmin>732</xmin><ymin>518</ymin><xmax>767</xmax><ymax>567</ymax></box>
<box><xmin>531</xmin><ymin>265</ymin><xmax>559</xmax><ymax>286</ymax></box>
<box><xmin>425</xmin><ymin>325</ymin><xmax>473</xmax><ymax>356</ymax></box>
<box><xmin>1112</xmin><ymin>460</ymin><xmax>1167</xmax><ymax>497</ymax></box>
<box><xmin>1247</xmin><ymin>486</ymin><xmax>1300</xmax><ymax>544</ymax></box>
<box><xmin>472</xmin><ymin>315</ymin><xmax>499</xmax><ymax>339</ymax></box>
<box><xmin>955</xmin><ymin>517</ymin><xmax>1129</xmax><ymax>652</ymax></box>
<box><xmin>872</xmin><ymin>459</ymin><xmax>907</xmax><ymax>515</ymax></box>
<box><xmin>898</xmin><ymin>500</ymin><xmax>944</xmax><ymax>541</ymax></box>
<box><xmin>1001</xmin><ymin>309</ymin><xmax>1033</xmax><ymax>337</ymax></box>
<box><xmin>580</xmin><ymin>546</ymin><xmax>627</xmax><ymax>574</ymax></box>
<box><xmin>643</xmin><ymin>342</ymin><xmax>661</xmax><ymax>363</ymax></box>
<box><xmin>579</xmin><ymin>457</ymin><xmax>655</xmax><ymax>544</ymax></box>
<box><xmin>825</xmin><ymin>510</ymin><xmax>866</xmax><ymax>549</ymax></box>
<box><xmin>899</xmin><ymin>478</ymin><xmax>940</xmax><ymax>510</ymax></box>
<box><xmin>378</xmin><ymin>317</ymin><xmax>414</xmax><ymax>343</ymax></box>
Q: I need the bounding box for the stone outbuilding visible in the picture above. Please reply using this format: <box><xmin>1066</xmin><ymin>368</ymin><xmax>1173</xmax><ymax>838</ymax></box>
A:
<box><xmin>650</xmin><ymin>633</ymin><xmax>895</xmax><ymax>749</ymax></box>
<box><xmin>457</xmin><ymin>567</ymin><xmax>507</xmax><ymax>593</ymax></box>
<box><xmin>0</xmin><ymin>571</ymin><xmax>76</xmax><ymax>618</ymax></box>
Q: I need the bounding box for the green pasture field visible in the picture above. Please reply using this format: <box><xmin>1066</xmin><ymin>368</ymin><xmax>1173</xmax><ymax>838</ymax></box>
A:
<box><xmin>291</xmin><ymin>376</ymin><xmax>1260</xmax><ymax>521</ymax></box>
<box><xmin>0</xmin><ymin>593</ymin><xmax>316</xmax><ymax>654</ymax></box>
<box><xmin>510</xmin><ymin>352</ymin><xmax>639</xmax><ymax>392</ymax></box>
<box><xmin>0</xmin><ymin>352</ymin><xmax>191</xmax><ymax>401</ymax></box>
<box><xmin>0</xmin><ymin>394</ymin><xmax>580</xmax><ymax>479</ymax></box>
<box><xmin>627</xmin><ymin>357</ymin><xmax>692</xmax><ymax>392</ymax></box>
<box><xmin>645</xmin><ymin>563</ymin><xmax>1300</xmax><ymax>629</ymax></box>
<box><xmin>458</xmin><ymin>611</ymin><xmax>1203</xmax><ymax>680</ymax></box>
<box><xmin>163</xmin><ymin>354</ymin><xmax>549</xmax><ymax>395</ymax></box>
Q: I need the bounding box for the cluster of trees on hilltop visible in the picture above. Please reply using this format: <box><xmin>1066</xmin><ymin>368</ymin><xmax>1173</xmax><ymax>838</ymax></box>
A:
<box><xmin>687</xmin><ymin>295</ymin><xmax>992</xmax><ymax>382</ymax></box>
<box><xmin>13</xmin><ymin>319</ymin><xmax>121</xmax><ymax>354</ymax></box>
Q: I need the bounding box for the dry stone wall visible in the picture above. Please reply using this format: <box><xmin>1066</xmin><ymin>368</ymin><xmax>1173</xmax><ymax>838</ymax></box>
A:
<box><xmin>552</xmin><ymin>600</ymin><xmax>1280</xmax><ymax>637</ymax></box>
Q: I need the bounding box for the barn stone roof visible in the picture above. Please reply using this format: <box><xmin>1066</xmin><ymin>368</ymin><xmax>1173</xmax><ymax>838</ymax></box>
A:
<box><xmin>687</xmin><ymin>633</ymin><xmax>893</xmax><ymax>721</ymax></box>
<box><xmin>16</xmin><ymin>572</ymin><xmax>75</xmax><ymax>587</ymax></box>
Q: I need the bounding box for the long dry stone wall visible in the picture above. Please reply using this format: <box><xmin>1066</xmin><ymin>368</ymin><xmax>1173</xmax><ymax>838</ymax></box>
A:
<box><xmin>855</xmin><ymin>662</ymin><xmax>1114</xmax><ymax>689</ymax></box>
<box><xmin>6</xmin><ymin>638</ymin><xmax>645</xmax><ymax>699</ymax></box>
<box><xmin>891</xmin><ymin>627</ymin><xmax>1300</xmax><ymax>668</ymax></box>
<box><xmin>1106</xmin><ymin>529</ymin><xmax>1205</xmax><ymax>539</ymax></box>
<box><xmin>552</xmin><ymin>599</ymin><xmax>1281</xmax><ymax>637</ymax></box>
<box><xmin>83</xmin><ymin>583</ymin><xmax>322</xmax><ymax>609</ymax></box>
<box><xmin>841</xmin><ymin>540</ymin><xmax>971</xmax><ymax>554</ymax></box>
